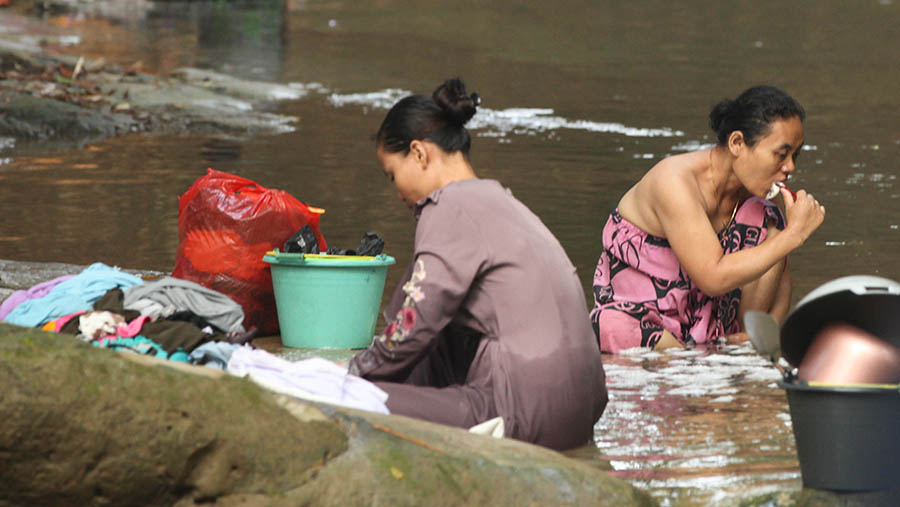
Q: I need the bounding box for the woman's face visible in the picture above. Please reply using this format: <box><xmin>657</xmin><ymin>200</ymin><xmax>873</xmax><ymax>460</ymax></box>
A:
<box><xmin>735</xmin><ymin>116</ymin><xmax>805</xmax><ymax>198</ymax></box>
<box><xmin>377</xmin><ymin>144</ymin><xmax>430</xmax><ymax>208</ymax></box>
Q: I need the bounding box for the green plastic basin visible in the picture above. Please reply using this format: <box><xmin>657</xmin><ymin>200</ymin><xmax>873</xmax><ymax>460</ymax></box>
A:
<box><xmin>263</xmin><ymin>250</ymin><xmax>395</xmax><ymax>349</ymax></box>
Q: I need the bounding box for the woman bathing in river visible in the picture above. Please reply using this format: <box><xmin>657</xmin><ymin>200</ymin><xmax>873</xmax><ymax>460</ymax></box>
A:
<box><xmin>590</xmin><ymin>85</ymin><xmax>825</xmax><ymax>353</ymax></box>
<box><xmin>347</xmin><ymin>78</ymin><xmax>608</xmax><ymax>451</ymax></box>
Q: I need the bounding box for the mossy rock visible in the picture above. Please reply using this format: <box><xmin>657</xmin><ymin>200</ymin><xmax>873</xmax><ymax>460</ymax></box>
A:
<box><xmin>0</xmin><ymin>322</ymin><xmax>654</xmax><ymax>506</ymax></box>
<box><xmin>0</xmin><ymin>323</ymin><xmax>347</xmax><ymax>506</ymax></box>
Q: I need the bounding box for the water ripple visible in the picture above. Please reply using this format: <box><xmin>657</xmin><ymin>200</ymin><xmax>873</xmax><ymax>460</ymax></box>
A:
<box><xmin>592</xmin><ymin>342</ymin><xmax>800</xmax><ymax>503</ymax></box>
<box><xmin>327</xmin><ymin>88</ymin><xmax>683</xmax><ymax>139</ymax></box>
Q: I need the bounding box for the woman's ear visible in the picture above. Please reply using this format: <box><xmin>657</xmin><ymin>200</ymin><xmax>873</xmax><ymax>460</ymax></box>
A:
<box><xmin>727</xmin><ymin>130</ymin><xmax>745</xmax><ymax>157</ymax></box>
<box><xmin>409</xmin><ymin>140</ymin><xmax>429</xmax><ymax>168</ymax></box>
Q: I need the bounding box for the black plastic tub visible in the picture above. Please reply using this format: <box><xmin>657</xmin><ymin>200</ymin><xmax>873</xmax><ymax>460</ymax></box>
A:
<box><xmin>780</xmin><ymin>380</ymin><xmax>900</xmax><ymax>492</ymax></box>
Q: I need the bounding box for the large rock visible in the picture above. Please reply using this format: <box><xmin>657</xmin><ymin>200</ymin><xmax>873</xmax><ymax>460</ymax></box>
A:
<box><xmin>0</xmin><ymin>90</ymin><xmax>138</xmax><ymax>140</ymax></box>
<box><xmin>0</xmin><ymin>323</ymin><xmax>348</xmax><ymax>506</ymax></box>
<box><xmin>0</xmin><ymin>30</ymin><xmax>303</xmax><ymax>142</ymax></box>
<box><xmin>0</xmin><ymin>323</ymin><xmax>655</xmax><ymax>506</ymax></box>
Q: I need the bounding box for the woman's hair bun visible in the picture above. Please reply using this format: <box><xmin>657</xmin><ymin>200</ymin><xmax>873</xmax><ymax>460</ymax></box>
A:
<box><xmin>433</xmin><ymin>78</ymin><xmax>479</xmax><ymax>126</ymax></box>
<box><xmin>375</xmin><ymin>77</ymin><xmax>480</xmax><ymax>156</ymax></box>
<box><xmin>708</xmin><ymin>98</ymin><xmax>734</xmax><ymax>134</ymax></box>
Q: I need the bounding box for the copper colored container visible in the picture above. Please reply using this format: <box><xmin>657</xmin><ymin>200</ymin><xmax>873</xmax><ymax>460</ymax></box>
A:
<box><xmin>798</xmin><ymin>322</ymin><xmax>900</xmax><ymax>384</ymax></box>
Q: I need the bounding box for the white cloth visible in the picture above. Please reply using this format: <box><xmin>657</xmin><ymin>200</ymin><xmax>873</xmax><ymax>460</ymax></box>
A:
<box><xmin>226</xmin><ymin>347</ymin><xmax>389</xmax><ymax>414</ymax></box>
<box><xmin>78</xmin><ymin>311</ymin><xmax>126</xmax><ymax>341</ymax></box>
<box><xmin>468</xmin><ymin>416</ymin><xmax>505</xmax><ymax>438</ymax></box>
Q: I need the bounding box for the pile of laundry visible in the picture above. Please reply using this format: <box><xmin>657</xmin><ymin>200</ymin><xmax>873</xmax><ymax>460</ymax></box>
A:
<box><xmin>1</xmin><ymin>262</ymin><xmax>253</xmax><ymax>359</ymax></box>
<box><xmin>0</xmin><ymin>262</ymin><xmax>390</xmax><ymax>414</ymax></box>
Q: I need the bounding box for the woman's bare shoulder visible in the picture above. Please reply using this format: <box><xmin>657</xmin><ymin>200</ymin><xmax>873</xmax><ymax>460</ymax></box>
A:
<box><xmin>651</xmin><ymin>150</ymin><xmax>705</xmax><ymax>177</ymax></box>
<box><xmin>619</xmin><ymin>152</ymin><xmax>707</xmax><ymax>235</ymax></box>
<box><xmin>641</xmin><ymin>151</ymin><xmax>706</xmax><ymax>198</ymax></box>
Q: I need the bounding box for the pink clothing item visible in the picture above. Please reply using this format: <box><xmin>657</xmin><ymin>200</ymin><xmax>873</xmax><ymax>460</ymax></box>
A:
<box><xmin>590</xmin><ymin>197</ymin><xmax>785</xmax><ymax>353</ymax></box>
<box><xmin>116</xmin><ymin>314</ymin><xmax>152</xmax><ymax>338</ymax></box>
<box><xmin>51</xmin><ymin>311</ymin><xmax>86</xmax><ymax>333</ymax></box>
<box><xmin>0</xmin><ymin>274</ymin><xmax>75</xmax><ymax>320</ymax></box>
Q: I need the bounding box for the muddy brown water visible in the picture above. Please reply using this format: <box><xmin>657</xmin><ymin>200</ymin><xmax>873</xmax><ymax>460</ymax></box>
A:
<box><xmin>1</xmin><ymin>1</ymin><xmax>899</xmax><ymax>504</ymax></box>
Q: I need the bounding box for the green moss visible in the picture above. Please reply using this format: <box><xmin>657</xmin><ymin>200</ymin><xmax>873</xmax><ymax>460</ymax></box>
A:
<box><xmin>367</xmin><ymin>438</ymin><xmax>413</xmax><ymax>478</ymax></box>
<box><xmin>435</xmin><ymin>461</ymin><xmax>467</xmax><ymax>498</ymax></box>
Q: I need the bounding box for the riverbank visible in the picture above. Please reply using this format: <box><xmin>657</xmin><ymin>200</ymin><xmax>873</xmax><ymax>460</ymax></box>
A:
<box><xmin>0</xmin><ymin>318</ymin><xmax>658</xmax><ymax>506</ymax></box>
<box><xmin>1</xmin><ymin>5</ymin><xmax>306</xmax><ymax>146</ymax></box>
<box><xmin>1</xmin><ymin>257</ymin><xmax>893</xmax><ymax>506</ymax></box>
<box><xmin>0</xmin><ymin>254</ymin><xmax>654</xmax><ymax>505</ymax></box>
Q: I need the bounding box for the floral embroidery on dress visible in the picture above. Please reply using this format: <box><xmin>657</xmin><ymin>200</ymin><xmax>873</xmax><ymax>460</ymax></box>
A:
<box><xmin>379</xmin><ymin>259</ymin><xmax>426</xmax><ymax>345</ymax></box>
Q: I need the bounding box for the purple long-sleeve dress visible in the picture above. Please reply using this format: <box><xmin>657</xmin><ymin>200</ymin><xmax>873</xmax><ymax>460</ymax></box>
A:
<box><xmin>348</xmin><ymin>179</ymin><xmax>607</xmax><ymax>451</ymax></box>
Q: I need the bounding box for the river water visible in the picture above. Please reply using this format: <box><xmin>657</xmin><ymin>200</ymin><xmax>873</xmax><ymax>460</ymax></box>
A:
<box><xmin>1</xmin><ymin>1</ymin><xmax>899</xmax><ymax>504</ymax></box>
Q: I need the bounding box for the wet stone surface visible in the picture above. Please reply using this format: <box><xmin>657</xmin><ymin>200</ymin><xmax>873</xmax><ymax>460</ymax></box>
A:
<box><xmin>0</xmin><ymin>14</ymin><xmax>306</xmax><ymax>145</ymax></box>
<box><xmin>0</xmin><ymin>257</ymin><xmax>163</xmax><ymax>295</ymax></box>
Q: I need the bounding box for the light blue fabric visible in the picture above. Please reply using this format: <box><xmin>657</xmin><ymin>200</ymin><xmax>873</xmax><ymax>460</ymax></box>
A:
<box><xmin>189</xmin><ymin>341</ymin><xmax>242</xmax><ymax>370</ymax></box>
<box><xmin>3</xmin><ymin>263</ymin><xmax>143</xmax><ymax>328</ymax></box>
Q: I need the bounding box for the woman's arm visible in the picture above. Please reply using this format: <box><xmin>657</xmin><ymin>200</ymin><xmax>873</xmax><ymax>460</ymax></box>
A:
<box><xmin>348</xmin><ymin>206</ymin><xmax>485</xmax><ymax>381</ymax></box>
<box><xmin>737</xmin><ymin>224</ymin><xmax>793</xmax><ymax>322</ymax></box>
<box><xmin>654</xmin><ymin>176</ymin><xmax>823</xmax><ymax>297</ymax></box>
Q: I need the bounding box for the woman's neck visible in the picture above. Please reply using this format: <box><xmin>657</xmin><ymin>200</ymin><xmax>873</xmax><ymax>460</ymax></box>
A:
<box><xmin>707</xmin><ymin>146</ymin><xmax>743</xmax><ymax>202</ymax></box>
<box><xmin>435</xmin><ymin>151</ymin><xmax>477</xmax><ymax>188</ymax></box>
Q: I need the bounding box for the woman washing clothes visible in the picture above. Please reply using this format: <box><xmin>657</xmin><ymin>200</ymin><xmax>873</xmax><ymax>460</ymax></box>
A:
<box><xmin>590</xmin><ymin>85</ymin><xmax>825</xmax><ymax>353</ymax></box>
<box><xmin>347</xmin><ymin>78</ymin><xmax>608</xmax><ymax>451</ymax></box>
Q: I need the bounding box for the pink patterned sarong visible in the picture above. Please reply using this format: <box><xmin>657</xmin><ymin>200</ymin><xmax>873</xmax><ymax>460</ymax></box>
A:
<box><xmin>590</xmin><ymin>197</ymin><xmax>784</xmax><ymax>353</ymax></box>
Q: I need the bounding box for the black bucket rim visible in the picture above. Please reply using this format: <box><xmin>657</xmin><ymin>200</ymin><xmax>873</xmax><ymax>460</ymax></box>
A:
<box><xmin>778</xmin><ymin>379</ymin><xmax>900</xmax><ymax>394</ymax></box>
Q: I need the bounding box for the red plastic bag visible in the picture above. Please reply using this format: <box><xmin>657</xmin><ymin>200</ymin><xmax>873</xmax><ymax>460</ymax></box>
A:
<box><xmin>172</xmin><ymin>168</ymin><xmax>327</xmax><ymax>335</ymax></box>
